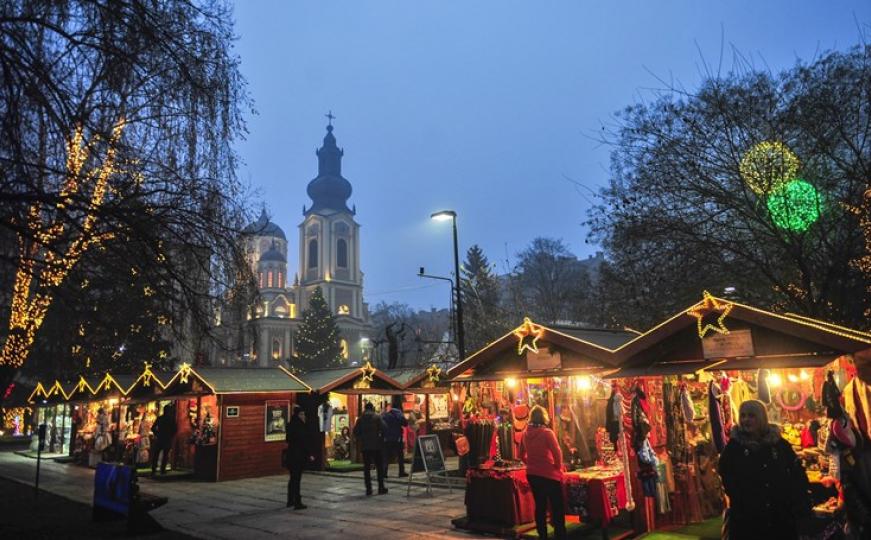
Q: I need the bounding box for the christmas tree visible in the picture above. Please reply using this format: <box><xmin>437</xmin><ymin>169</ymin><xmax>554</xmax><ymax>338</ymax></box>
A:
<box><xmin>295</xmin><ymin>286</ymin><xmax>344</xmax><ymax>372</ymax></box>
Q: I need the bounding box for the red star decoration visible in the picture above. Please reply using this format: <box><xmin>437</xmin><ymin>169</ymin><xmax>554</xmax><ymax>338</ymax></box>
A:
<box><xmin>686</xmin><ymin>290</ymin><xmax>733</xmax><ymax>338</ymax></box>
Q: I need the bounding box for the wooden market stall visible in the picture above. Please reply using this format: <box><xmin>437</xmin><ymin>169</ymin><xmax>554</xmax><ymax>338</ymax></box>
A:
<box><xmin>385</xmin><ymin>365</ymin><xmax>458</xmax><ymax>457</ymax></box>
<box><xmin>446</xmin><ymin>319</ymin><xmax>637</xmax><ymax>538</ymax></box>
<box><xmin>297</xmin><ymin>362</ymin><xmax>404</xmax><ymax>470</ymax></box>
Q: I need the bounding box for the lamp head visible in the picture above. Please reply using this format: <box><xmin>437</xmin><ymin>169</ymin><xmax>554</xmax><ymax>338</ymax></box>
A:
<box><xmin>431</xmin><ymin>210</ymin><xmax>456</xmax><ymax>221</ymax></box>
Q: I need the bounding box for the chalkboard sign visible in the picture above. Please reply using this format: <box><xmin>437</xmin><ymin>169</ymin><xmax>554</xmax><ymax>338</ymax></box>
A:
<box><xmin>411</xmin><ymin>434</ymin><xmax>445</xmax><ymax>474</ymax></box>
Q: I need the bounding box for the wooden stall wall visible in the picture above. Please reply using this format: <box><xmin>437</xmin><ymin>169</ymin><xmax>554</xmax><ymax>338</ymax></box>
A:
<box><xmin>218</xmin><ymin>393</ymin><xmax>296</xmax><ymax>481</ymax></box>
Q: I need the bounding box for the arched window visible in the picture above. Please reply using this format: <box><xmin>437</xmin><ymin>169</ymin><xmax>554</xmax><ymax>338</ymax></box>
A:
<box><xmin>340</xmin><ymin>339</ymin><xmax>349</xmax><ymax>360</ymax></box>
<box><xmin>267</xmin><ymin>271</ymin><xmax>273</xmax><ymax>288</ymax></box>
<box><xmin>259</xmin><ymin>272</ymin><xmax>264</xmax><ymax>289</ymax></box>
<box><xmin>337</xmin><ymin>238</ymin><xmax>348</xmax><ymax>268</ymax></box>
<box><xmin>272</xmin><ymin>339</ymin><xmax>281</xmax><ymax>360</ymax></box>
<box><xmin>308</xmin><ymin>239</ymin><xmax>318</xmax><ymax>268</ymax></box>
<box><xmin>278</xmin><ymin>272</ymin><xmax>284</xmax><ymax>288</ymax></box>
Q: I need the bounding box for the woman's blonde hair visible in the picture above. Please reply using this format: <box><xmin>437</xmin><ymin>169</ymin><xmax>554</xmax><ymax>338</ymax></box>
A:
<box><xmin>530</xmin><ymin>405</ymin><xmax>549</xmax><ymax>426</ymax></box>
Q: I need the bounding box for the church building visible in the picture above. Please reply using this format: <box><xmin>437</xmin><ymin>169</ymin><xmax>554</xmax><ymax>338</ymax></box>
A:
<box><xmin>209</xmin><ymin>121</ymin><xmax>373</xmax><ymax>367</ymax></box>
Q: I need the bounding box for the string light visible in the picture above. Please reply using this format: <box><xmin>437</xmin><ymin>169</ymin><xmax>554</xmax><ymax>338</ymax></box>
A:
<box><xmin>426</xmin><ymin>365</ymin><xmax>442</xmax><ymax>383</ymax></box>
<box><xmin>686</xmin><ymin>290</ymin><xmax>733</xmax><ymax>338</ymax></box>
<box><xmin>0</xmin><ymin>119</ymin><xmax>126</xmax><ymax>368</ymax></box>
<box><xmin>739</xmin><ymin>141</ymin><xmax>800</xmax><ymax>195</ymax></box>
<box><xmin>767</xmin><ymin>179</ymin><xmax>821</xmax><ymax>232</ymax></box>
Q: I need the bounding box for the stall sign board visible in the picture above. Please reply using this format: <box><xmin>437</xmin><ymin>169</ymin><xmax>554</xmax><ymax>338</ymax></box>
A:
<box><xmin>527</xmin><ymin>349</ymin><xmax>561</xmax><ymax>371</ymax></box>
<box><xmin>407</xmin><ymin>434</ymin><xmax>450</xmax><ymax>497</ymax></box>
<box><xmin>225</xmin><ymin>406</ymin><xmax>240</xmax><ymax>418</ymax></box>
<box><xmin>264</xmin><ymin>401</ymin><xmax>289</xmax><ymax>442</ymax></box>
<box><xmin>702</xmin><ymin>329</ymin><xmax>754</xmax><ymax>359</ymax></box>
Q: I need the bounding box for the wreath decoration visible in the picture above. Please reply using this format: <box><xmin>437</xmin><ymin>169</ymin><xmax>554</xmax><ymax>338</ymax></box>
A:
<box><xmin>777</xmin><ymin>388</ymin><xmax>808</xmax><ymax>411</ymax></box>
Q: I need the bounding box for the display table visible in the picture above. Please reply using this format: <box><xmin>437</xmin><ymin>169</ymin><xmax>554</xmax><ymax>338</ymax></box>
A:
<box><xmin>465</xmin><ymin>465</ymin><xmax>535</xmax><ymax>528</ymax></box>
<box><xmin>564</xmin><ymin>467</ymin><xmax>627</xmax><ymax>526</ymax></box>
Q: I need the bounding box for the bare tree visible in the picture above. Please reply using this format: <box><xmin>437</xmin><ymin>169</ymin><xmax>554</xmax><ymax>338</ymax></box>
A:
<box><xmin>0</xmin><ymin>1</ymin><xmax>253</xmax><ymax>385</ymax></box>
<box><xmin>587</xmin><ymin>45</ymin><xmax>871</xmax><ymax>330</ymax></box>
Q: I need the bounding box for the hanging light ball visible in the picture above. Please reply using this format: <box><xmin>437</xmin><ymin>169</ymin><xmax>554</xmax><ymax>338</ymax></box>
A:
<box><xmin>766</xmin><ymin>179</ymin><xmax>821</xmax><ymax>232</ymax></box>
<box><xmin>739</xmin><ymin>141</ymin><xmax>800</xmax><ymax>195</ymax></box>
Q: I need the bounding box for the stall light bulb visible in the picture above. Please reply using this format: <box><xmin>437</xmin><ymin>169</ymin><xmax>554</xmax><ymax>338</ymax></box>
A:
<box><xmin>451</xmin><ymin>393</ymin><xmax>459</xmax><ymax>402</ymax></box>
<box><xmin>576</xmin><ymin>376</ymin><xmax>592</xmax><ymax>392</ymax></box>
<box><xmin>799</xmin><ymin>370</ymin><xmax>810</xmax><ymax>381</ymax></box>
<box><xmin>505</xmin><ymin>377</ymin><xmax>518</xmax><ymax>389</ymax></box>
<box><xmin>787</xmin><ymin>374</ymin><xmax>799</xmax><ymax>383</ymax></box>
<box><xmin>767</xmin><ymin>373</ymin><xmax>783</xmax><ymax>388</ymax></box>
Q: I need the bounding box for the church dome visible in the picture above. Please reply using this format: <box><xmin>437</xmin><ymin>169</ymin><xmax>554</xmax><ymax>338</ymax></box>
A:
<box><xmin>244</xmin><ymin>209</ymin><xmax>286</xmax><ymax>240</ymax></box>
<box><xmin>260</xmin><ymin>244</ymin><xmax>285</xmax><ymax>263</ymax></box>
<box><xmin>305</xmin><ymin>124</ymin><xmax>353</xmax><ymax>215</ymax></box>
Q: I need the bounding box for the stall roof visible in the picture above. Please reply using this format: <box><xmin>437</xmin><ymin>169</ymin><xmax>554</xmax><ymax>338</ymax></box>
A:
<box><xmin>162</xmin><ymin>366</ymin><xmax>310</xmax><ymax>395</ymax></box>
<box><xmin>383</xmin><ymin>366</ymin><xmax>450</xmax><ymax>391</ymax></box>
<box><xmin>299</xmin><ymin>364</ymin><xmax>404</xmax><ymax>394</ymax></box>
<box><xmin>447</xmin><ymin>320</ymin><xmax>632</xmax><ymax>381</ymax></box>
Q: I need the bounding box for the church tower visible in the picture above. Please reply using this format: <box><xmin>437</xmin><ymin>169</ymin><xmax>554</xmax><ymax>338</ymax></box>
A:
<box><xmin>298</xmin><ymin>118</ymin><xmax>369</xmax><ymax>360</ymax></box>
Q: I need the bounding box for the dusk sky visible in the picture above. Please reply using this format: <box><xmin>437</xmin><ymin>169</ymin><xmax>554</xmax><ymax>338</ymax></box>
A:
<box><xmin>231</xmin><ymin>1</ymin><xmax>870</xmax><ymax>311</ymax></box>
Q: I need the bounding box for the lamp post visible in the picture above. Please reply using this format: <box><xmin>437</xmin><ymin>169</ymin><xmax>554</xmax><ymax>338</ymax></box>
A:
<box><xmin>431</xmin><ymin>210</ymin><xmax>466</xmax><ymax>362</ymax></box>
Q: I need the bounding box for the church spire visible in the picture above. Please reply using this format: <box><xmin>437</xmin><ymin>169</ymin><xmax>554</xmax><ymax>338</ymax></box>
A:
<box><xmin>305</xmin><ymin>115</ymin><xmax>353</xmax><ymax>215</ymax></box>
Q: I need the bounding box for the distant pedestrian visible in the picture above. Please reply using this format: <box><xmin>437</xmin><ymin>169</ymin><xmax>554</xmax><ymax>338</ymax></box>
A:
<box><xmin>382</xmin><ymin>395</ymin><xmax>408</xmax><ymax>477</ymax></box>
<box><xmin>151</xmin><ymin>405</ymin><xmax>177</xmax><ymax>476</ymax></box>
<box><xmin>519</xmin><ymin>405</ymin><xmax>566</xmax><ymax>540</ymax></box>
<box><xmin>285</xmin><ymin>405</ymin><xmax>313</xmax><ymax>509</ymax></box>
<box><xmin>354</xmin><ymin>402</ymin><xmax>388</xmax><ymax>495</ymax></box>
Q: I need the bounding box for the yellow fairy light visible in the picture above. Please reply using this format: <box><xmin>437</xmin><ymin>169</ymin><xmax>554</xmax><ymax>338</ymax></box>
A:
<box><xmin>426</xmin><ymin>365</ymin><xmax>442</xmax><ymax>383</ymax></box>
<box><xmin>739</xmin><ymin>141</ymin><xmax>800</xmax><ymax>195</ymax></box>
<box><xmin>787</xmin><ymin>373</ymin><xmax>799</xmax><ymax>383</ymax></box>
<box><xmin>686</xmin><ymin>291</ymin><xmax>733</xmax><ymax>338</ymax></box>
<box><xmin>178</xmin><ymin>362</ymin><xmax>192</xmax><ymax>384</ymax></box>
<box><xmin>767</xmin><ymin>373</ymin><xmax>783</xmax><ymax>388</ymax></box>
<box><xmin>575</xmin><ymin>375</ymin><xmax>592</xmax><ymax>392</ymax></box>
<box><xmin>799</xmin><ymin>370</ymin><xmax>810</xmax><ymax>381</ymax></box>
<box><xmin>513</xmin><ymin>317</ymin><xmax>545</xmax><ymax>355</ymax></box>
<box><xmin>360</xmin><ymin>361</ymin><xmax>376</xmax><ymax>382</ymax></box>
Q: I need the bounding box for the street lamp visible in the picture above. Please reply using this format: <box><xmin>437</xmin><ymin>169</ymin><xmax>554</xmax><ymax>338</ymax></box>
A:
<box><xmin>430</xmin><ymin>210</ymin><xmax>466</xmax><ymax>362</ymax></box>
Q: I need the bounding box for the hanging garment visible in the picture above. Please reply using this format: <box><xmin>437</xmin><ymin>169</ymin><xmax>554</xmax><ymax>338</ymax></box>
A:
<box><xmin>606</xmin><ymin>387</ymin><xmax>624</xmax><ymax>445</ymax></box>
<box><xmin>708</xmin><ymin>380</ymin><xmax>727</xmax><ymax>453</ymax></box>
<box><xmin>845</xmin><ymin>377</ymin><xmax>871</xmax><ymax>443</ymax></box>
<box><xmin>822</xmin><ymin>371</ymin><xmax>844</xmax><ymax>419</ymax></box>
<box><xmin>679</xmin><ymin>383</ymin><xmax>695</xmax><ymax>423</ymax></box>
<box><xmin>728</xmin><ymin>378</ymin><xmax>753</xmax><ymax>416</ymax></box>
<box><xmin>631</xmin><ymin>387</ymin><xmax>652</xmax><ymax>452</ymax></box>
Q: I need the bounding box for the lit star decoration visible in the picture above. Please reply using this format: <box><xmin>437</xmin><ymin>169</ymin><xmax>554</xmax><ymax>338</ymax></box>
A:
<box><xmin>686</xmin><ymin>291</ymin><xmax>733</xmax><ymax>338</ymax></box>
<box><xmin>178</xmin><ymin>362</ymin><xmax>192</xmax><ymax>384</ymax></box>
<box><xmin>427</xmin><ymin>365</ymin><xmax>442</xmax><ymax>383</ymax></box>
<box><xmin>739</xmin><ymin>141</ymin><xmax>800</xmax><ymax>195</ymax></box>
<box><xmin>360</xmin><ymin>361</ymin><xmax>376</xmax><ymax>383</ymax></box>
<box><xmin>141</xmin><ymin>362</ymin><xmax>154</xmax><ymax>387</ymax></box>
<box><xmin>766</xmin><ymin>179</ymin><xmax>822</xmax><ymax>232</ymax></box>
<box><xmin>513</xmin><ymin>317</ymin><xmax>545</xmax><ymax>355</ymax></box>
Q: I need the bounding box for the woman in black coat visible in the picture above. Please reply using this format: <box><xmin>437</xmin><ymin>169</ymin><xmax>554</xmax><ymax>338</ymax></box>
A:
<box><xmin>718</xmin><ymin>399</ymin><xmax>812</xmax><ymax>539</ymax></box>
<box><xmin>285</xmin><ymin>405</ymin><xmax>311</xmax><ymax>509</ymax></box>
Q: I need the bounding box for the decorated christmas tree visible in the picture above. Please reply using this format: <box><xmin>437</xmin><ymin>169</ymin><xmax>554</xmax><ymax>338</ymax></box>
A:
<box><xmin>295</xmin><ymin>286</ymin><xmax>344</xmax><ymax>372</ymax></box>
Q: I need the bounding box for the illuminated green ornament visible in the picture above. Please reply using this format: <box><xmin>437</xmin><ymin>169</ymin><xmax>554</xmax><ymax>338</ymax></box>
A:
<box><xmin>766</xmin><ymin>179</ymin><xmax>821</xmax><ymax>232</ymax></box>
<box><xmin>740</xmin><ymin>141</ymin><xmax>800</xmax><ymax>195</ymax></box>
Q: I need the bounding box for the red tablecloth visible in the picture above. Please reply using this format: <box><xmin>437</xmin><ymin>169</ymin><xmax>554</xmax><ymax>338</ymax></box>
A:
<box><xmin>466</xmin><ymin>467</ymin><xmax>535</xmax><ymax>527</ymax></box>
<box><xmin>564</xmin><ymin>469</ymin><xmax>627</xmax><ymax>526</ymax></box>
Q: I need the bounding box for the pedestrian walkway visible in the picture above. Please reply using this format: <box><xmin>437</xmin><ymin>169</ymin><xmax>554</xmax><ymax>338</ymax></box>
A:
<box><xmin>0</xmin><ymin>451</ymin><xmax>474</xmax><ymax>539</ymax></box>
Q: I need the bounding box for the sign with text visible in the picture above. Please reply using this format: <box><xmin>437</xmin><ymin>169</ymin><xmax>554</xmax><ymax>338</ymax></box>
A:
<box><xmin>411</xmin><ymin>434</ymin><xmax>446</xmax><ymax>474</ymax></box>
<box><xmin>526</xmin><ymin>348</ymin><xmax>561</xmax><ymax>371</ymax></box>
<box><xmin>264</xmin><ymin>401</ymin><xmax>289</xmax><ymax>442</ymax></box>
<box><xmin>702</xmin><ymin>328</ymin><xmax>754</xmax><ymax>359</ymax></box>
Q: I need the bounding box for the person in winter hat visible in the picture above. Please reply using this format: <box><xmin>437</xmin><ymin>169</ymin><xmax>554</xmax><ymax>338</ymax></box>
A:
<box><xmin>718</xmin><ymin>400</ymin><xmax>812</xmax><ymax>539</ymax></box>
<box><xmin>519</xmin><ymin>405</ymin><xmax>566</xmax><ymax>540</ymax></box>
<box><xmin>382</xmin><ymin>395</ymin><xmax>408</xmax><ymax>477</ymax></box>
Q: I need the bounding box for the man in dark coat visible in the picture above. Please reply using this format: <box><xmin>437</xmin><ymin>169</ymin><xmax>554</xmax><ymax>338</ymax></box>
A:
<box><xmin>151</xmin><ymin>405</ymin><xmax>177</xmax><ymax>476</ymax></box>
<box><xmin>354</xmin><ymin>401</ymin><xmax>388</xmax><ymax>495</ymax></box>
<box><xmin>285</xmin><ymin>405</ymin><xmax>312</xmax><ymax>509</ymax></box>
<box><xmin>718</xmin><ymin>400</ymin><xmax>812</xmax><ymax>539</ymax></box>
<box><xmin>382</xmin><ymin>395</ymin><xmax>408</xmax><ymax>477</ymax></box>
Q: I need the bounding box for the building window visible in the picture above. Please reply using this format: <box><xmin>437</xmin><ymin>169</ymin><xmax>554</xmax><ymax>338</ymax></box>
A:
<box><xmin>278</xmin><ymin>272</ymin><xmax>284</xmax><ymax>288</ymax></box>
<box><xmin>337</xmin><ymin>238</ymin><xmax>348</xmax><ymax>268</ymax></box>
<box><xmin>259</xmin><ymin>272</ymin><xmax>264</xmax><ymax>289</ymax></box>
<box><xmin>340</xmin><ymin>339</ymin><xmax>349</xmax><ymax>360</ymax></box>
<box><xmin>308</xmin><ymin>239</ymin><xmax>318</xmax><ymax>268</ymax></box>
<box><xmin>267</xmin><ymin>271</ymin><xmax>273</xmax><ymax>288</ymax></box>
<box><xmin>337</xmin><ymin>304</ymin><xmax>350</xmax><ymax>315</ymax></box>
<box><xmin>272</xmin><ymin>339</ymin><xmax>281</xmax><ymax>360</ymax></box>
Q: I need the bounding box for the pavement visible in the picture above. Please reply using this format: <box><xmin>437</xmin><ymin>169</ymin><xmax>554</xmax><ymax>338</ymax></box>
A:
<box><xmin>0</xmin><ymin>451</ymin><xmax>477</xmax><ymax>539</ymax></box>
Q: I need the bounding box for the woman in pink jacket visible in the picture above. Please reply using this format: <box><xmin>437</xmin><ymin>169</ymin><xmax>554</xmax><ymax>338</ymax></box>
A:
<box><xmin>519</xmin><ymin>405</ymin><xmax>565</xmax><ymax>539</ymax></box>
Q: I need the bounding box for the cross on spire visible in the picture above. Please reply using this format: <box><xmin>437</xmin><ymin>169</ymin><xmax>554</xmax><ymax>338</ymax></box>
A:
<box><xmin>325</xmin><ymin>110</ymin><xmax>335</xmax><ymax>126</ymax></box>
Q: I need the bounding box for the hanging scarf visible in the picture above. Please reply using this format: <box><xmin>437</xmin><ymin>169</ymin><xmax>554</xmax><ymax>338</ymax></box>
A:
<box><xmin>708</xmin><ymin>380</ymin><xmax>727</xmax><ymax>453</ymax></box>
<box><xmin>757</xmin><ymin>369</ymin><xmax>771</xmax><ymax>404</ymax></box>
<box><xmin>822</xmin><ymin>371</ymin><xmax>844</xmax><ymax>419</ymax></box>
<box><xmin>719</xmin><ymin>376</ymin><xmax>734</xmax><ymax>436</ymax></box>
<box><xmin>631</xmin><ymin>387</ymin><xmax>652</xmax><ymax>452</ymax></box>
<box><xmin>729</xmin><ymin>378</ymin><xmax>753</xmax><ymax>415</ymax></box>
<box><xmin>680</xmin><ymin>383</ymin><xmax>695</xmax><ymax>423</ymax></box>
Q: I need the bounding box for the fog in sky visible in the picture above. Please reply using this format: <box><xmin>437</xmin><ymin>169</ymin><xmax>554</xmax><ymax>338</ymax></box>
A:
<box><xmin>231</xmin><ymin>1</ymin><xmax>870</xmax><ymax>310</ymax></box>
